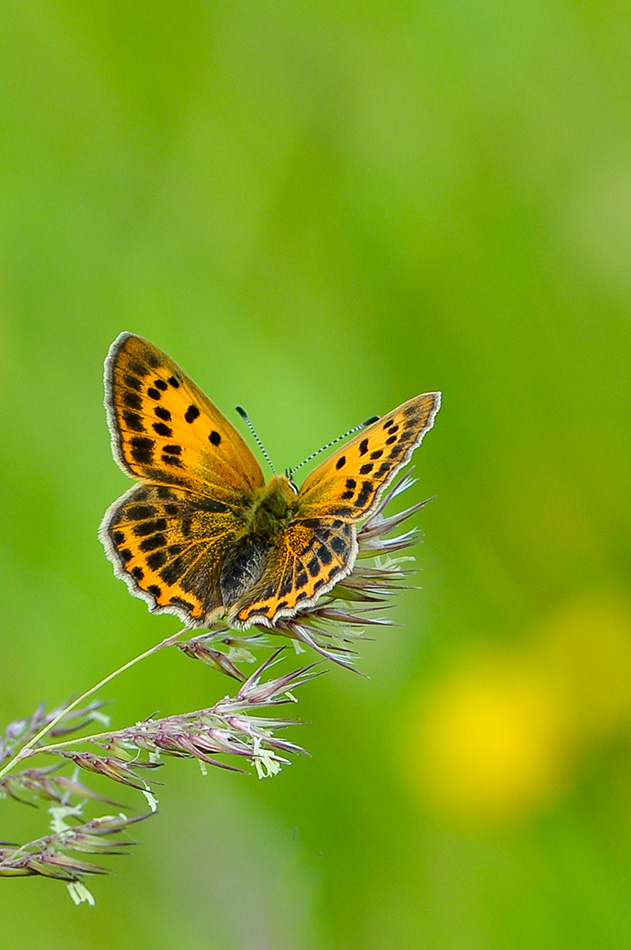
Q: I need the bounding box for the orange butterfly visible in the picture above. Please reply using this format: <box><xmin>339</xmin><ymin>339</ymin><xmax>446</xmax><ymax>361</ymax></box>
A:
<box><xmin>100</xmin><ymin>334</ymin><xmax>441</xmax><ymax>629</ymax></box>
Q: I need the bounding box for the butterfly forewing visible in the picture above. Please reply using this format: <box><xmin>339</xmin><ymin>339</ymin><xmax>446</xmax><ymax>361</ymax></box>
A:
<box><xmin>100</xmin><ymin>483</ymin><xmax>246</xmax><ymax>624</ymax></box>
<box><xmin>105</xmin><ymin>333</ymin><xmax>265</xmax><ymax>506</ymax></box>
<box><xmin>295</xmin><ymin>392</ymin><xmax>441</xmax><ymax>521</ymax></box>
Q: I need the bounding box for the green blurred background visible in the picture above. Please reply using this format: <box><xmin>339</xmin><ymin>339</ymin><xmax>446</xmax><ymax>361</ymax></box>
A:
<box><xmin>2</xmin><ymin>2</ymin><xmax>631</xmax><ymax>947</ymax></box>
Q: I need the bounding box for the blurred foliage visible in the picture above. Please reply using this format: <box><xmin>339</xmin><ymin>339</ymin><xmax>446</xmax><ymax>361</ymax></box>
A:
<box><xmin>1</xmin><ymin>1</ymin><xmax>630</xmax><ymax>947</ymax></box>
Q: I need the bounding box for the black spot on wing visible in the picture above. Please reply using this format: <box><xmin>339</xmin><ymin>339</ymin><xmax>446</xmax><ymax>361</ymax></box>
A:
<box><xmin>208</xmin><ymin>430</ymin><xmax>221</xmax><ymax>446</ymax></box>
<box><xmin>126</xmin><ymin>504</ymin><xmax>157</xmax><ymax>521</ymax></box>
<box><xmin>123</xmin><ymin>411</ymin><xmax>145</xmax><ymax>433</ymax></box>
<box><xmin>130</xmin><ymin>437</ymin><xmax>154</xmax><ymax>465</ymax></box>
<box><xmin>155</xmin><ymin>406</ymin><xmax>172</xmax><ymax>421</ymax></box>
<box><xmin>140</xmin><ymin>534</ymin><xmax>166</xmax><ymax>552</ymax></box>
<box><xmin>331</xmin><ymin>536</ymin><xmax>347</xmax><ymax>556</ymax></box>
<box><xmin>147</xmin><ymin>387</ymin><xmax>161</xmax><ymax>401</ymax></box>
<box><xmin>279</xmin><ymin>575</ymin><xmax>293</xmax><ymax>597</ymax></box>
<box><xmin>198</xmin><ymin>498</ymin><xmax>231</xmax><ymax>514</ymax></box>
<box><xmin>124</xmin><ymin>374</ymin><xmax>142</xmax><ymax>391</ymax></box>
<box><xmin>335</xmin><ymin>456</ymin><xmax>346</xmax><ymax>470</ymax></box>
<box><xmin>153</xmin><ymin>422</ymin><xmax>172</xmax><ymax>437</ymax></box>
<box><xmin>185</xmin><ymin>405</ymin><xmax>200</xmax><ymax>423</ymax></box>
<box><xmin>133</xmin><ymin>519</ymin><xmax>167</xmax><ymax>537</ymax></box>
<box><xmin>354</xmin><ymin>480</ymin><xmax>374</xmax><ymax>508</ymax></box>
<box><xmin>146</xmin><ymin>550</ymin><xmax>167</xmax><ymax>570</ymax></box>
<box><xmin>123</xmin><ymin>391</ymin><xmax>142</xmax><ymax>410</ymax></box>
<box><xmin>359</xmin><ymin>438</ymin><xmax>369</xmax><ymax>456</ymax></box>
<box><xmin>317</xmin><ymin>545</ymin><xmax>333</xmax><ymax>565</ymax></box>
<box><xmin>129</xmin><ymin>360</ymin><xmax>149</xmax><ymax>378</ymax></box>
<box><xmin>154</xmin><ymin>379</ymin><xmax>168</xmax><ymax>391</ymax></box>
<box><xmin>160</xmin><ymin>558</ymin><xmax>186</xmax><ymax>585</ymax></box>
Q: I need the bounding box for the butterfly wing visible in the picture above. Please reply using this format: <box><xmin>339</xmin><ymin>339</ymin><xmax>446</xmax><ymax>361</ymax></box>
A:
<box><xmin>226</xmin><ymin>519</ymin><xmax>357</xmax><ymax>628</ymax></box>
<box><xmin>294</xmin><ymin>392</ymin><xmax>441</xmax><ymax>521</ymax></box>
<box><xmin>100</xmin><ymin>483</ymin><xmax>246</xmax><ymax>624</ymax></box>
<box><xmin>228</xmin><ymin>392</ymin><xmax>440</xmax><ymax>627</ymax></box>
<box><xmin>105</xmin><ymin>333</ymin><xmax>265</xmax><ymax>505</ymax></box>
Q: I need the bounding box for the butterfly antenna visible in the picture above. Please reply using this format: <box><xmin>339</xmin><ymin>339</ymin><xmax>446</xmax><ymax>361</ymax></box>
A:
<box><xmin>235</xmin><ymin>406</ymin><xmax>277</xmax><ymax>475</ymax></box>
<box><xmin>287</xmin><ymin>415</ymin><xmax>380</xmax><ymax>478</ymax></box>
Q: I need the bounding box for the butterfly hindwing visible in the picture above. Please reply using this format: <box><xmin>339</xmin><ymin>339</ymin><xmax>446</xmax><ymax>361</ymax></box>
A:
<box><xmin>100</xmin><ymin>482</ymin><xmax>247</xmax><ymax>624</ymax></box>
<box><xmin>294</xmin><ymin>392</ymin><xmax>441</xmax><ymax>521</ymax></box>
<box><xmin>227</xmin><ymin>519</ymin><xmax>358</xmax><ymax>627</ymax></box>
<box><xmin>105</xmin><ymin>333</ymin><xmax>265</xmax><ymax>505</ymax></box>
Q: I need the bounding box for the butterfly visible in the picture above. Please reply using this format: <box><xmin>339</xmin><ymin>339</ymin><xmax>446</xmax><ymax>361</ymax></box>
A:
<box><xmin>100</xmin><ymin>333</ymin><xmax>441</xmax><ymax>630</ymax></box>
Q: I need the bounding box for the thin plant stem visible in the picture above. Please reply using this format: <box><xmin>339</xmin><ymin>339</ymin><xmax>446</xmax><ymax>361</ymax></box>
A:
<box><xmin>22</xmin><ymin>731</ymin><xmax>120</xmax><ymax>757</ymax></box>
<box><xmin>0</xmin><ymin>626</ymin><xmax>192</xmax><ymax>782</ymax></box>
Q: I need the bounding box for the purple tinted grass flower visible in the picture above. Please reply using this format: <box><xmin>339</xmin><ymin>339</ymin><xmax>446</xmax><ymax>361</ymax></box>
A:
<box><xmin>41</xmin><ymin>651</ymin><xmax>319</xmax><ymax>786</ymax></box>
<box><xmin>0</xmin><ymin>470</ymin><xmax>434</xmax><ymax>899</ymax></box>
<box><xmin>0</xmin><ymin>764</ymin><xmax>124</xmax><ymax>808</ymax></box>
<box><xmin>0</xmin><ymin>700</ymin><xmax>110</xmax><ymax>765</ymax></box>
<box><xmin>0</xmin><ymin>812</ymin><xmax>151</xmax><ymax>903</ymax></box>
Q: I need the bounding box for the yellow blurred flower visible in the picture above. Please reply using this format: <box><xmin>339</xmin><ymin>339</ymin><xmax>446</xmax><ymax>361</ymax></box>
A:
<box><xmin>405</xmin><ymin>655</ymin><xmax>571</xmax><ymax>826</ymax></box>
<box><xmin>401</xmin><ymin>590</ymin><xmax>631</xmax><ymax>827</ymax></box>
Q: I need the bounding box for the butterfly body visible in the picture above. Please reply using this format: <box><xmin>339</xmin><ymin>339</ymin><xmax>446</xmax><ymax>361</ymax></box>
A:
<box><xmin>100</xmin><ymin>334</ymin><xmax>440</xmax><ymax>630</ymax></box>
<box><xmin>247</xmin><ymin>474</ymin><xmax>297</xmax><ymax>534</ymax></box>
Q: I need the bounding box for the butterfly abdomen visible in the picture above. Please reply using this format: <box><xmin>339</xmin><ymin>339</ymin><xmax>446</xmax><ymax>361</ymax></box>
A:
<box><xmin>220</xmin><ymin>534</ymin><xmax>272</xmax><ymax>607</ymax></box>
<box><xmin>218</xmin><ymin>477</ymin><xmax>296</xmax><ymax>609</ymax></box>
